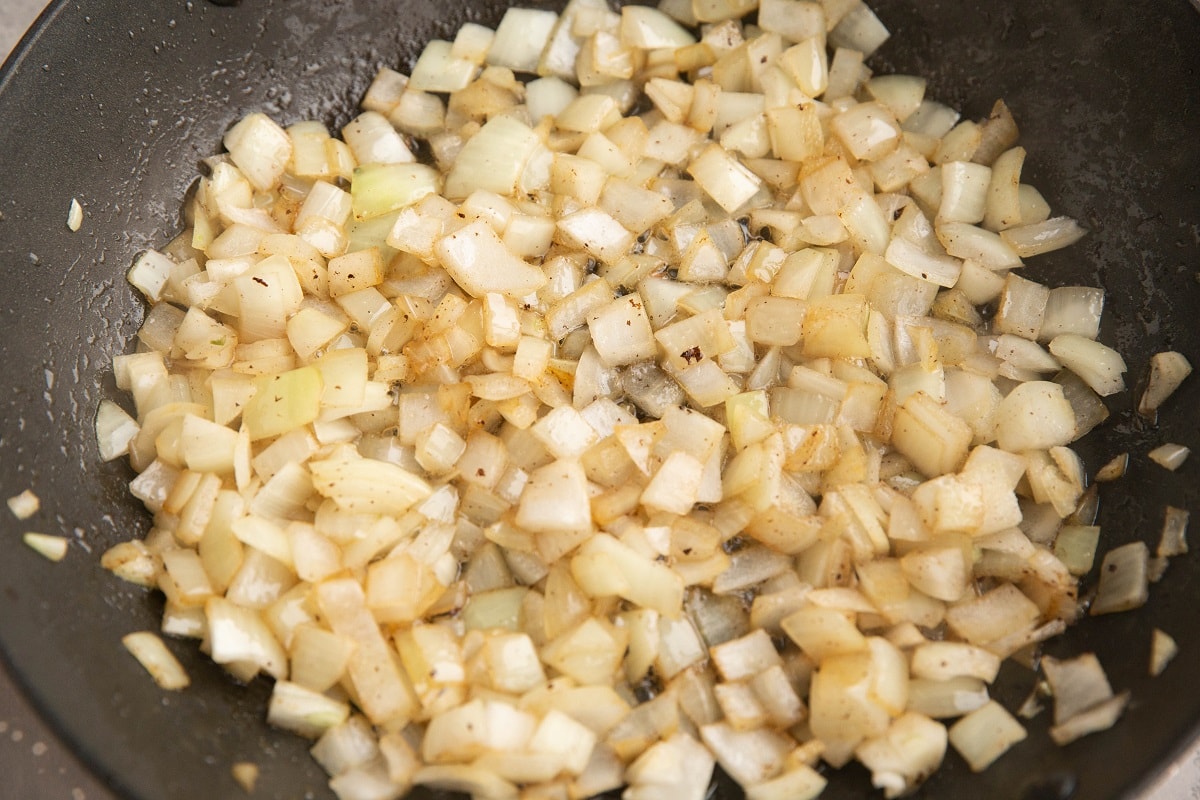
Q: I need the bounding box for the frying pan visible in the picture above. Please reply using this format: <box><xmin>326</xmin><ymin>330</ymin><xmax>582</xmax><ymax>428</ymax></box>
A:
<box><xmin>0</xmin><ymin>1</ymin><xmax>1196</xmax><ymax>799</ymax></box>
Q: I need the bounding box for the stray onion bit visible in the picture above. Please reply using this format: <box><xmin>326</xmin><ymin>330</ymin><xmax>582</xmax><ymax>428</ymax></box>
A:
<box><xmin>231</xmin><ymin>762</ymin><xmax>260</xmax><ymax>794</ymax></box>
<box><xmin>121</xmin><ymin>631</ymin><xmax>191</xmax><ymax>691</ymax></box>
<box><xmin>7</xmin><ymin>488</ymin><xmax>40</xmax><ymax>519</ymax></box>
<box><xmin>1138</xmin><ymin>350</ymin><xmax>1192</xmax><ymax>417</ymax></box>
<box><xmin>67</xmin><ymin>197</ymin><xmax>84</xmax><ymax>231</ymax></box>
<box><xmin>1049</xmin><ymin>693</ymin><xmax>1130</xmax><ymax>746</ymax></box>
<box><xmin>1091</xmin><ymin>542</ymin><xmax>1150</xmax><ymax>616</ymax></box>
<box><xmin>1150</xmin><ymin>629</ymin><xmax>1179</xmax><ymax>677</ymax></box>
<box><xmin>23</xmin><ymin>532</ymin><xmax>68</xmax><ymax>562</ymax></box>
<box><xmin>1041</xmin><ymin>652</ymin><xmax>1129</xmax><ymax>745</ymax></box>
<box><xmin>1157</xmin><ymin>506</ymin><xmax>1190</xmax><ymax>559</ymax></box>
<box><xmin>95</xmin><ymin>0</ymin><xmax>1171</xmax><ymax>797</ymax></box>
<box><xmin>1148</xmin><ymin>442</ymin><xmax>1190</xmax><ymax>471</ymax></box>
<box><xmin>1094</xmin><ymin>452</ymin><xmax>1128</xmax><ymax>482</ymax></box>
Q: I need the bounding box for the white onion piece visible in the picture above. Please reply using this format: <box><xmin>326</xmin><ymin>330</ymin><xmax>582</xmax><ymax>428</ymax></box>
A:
<box><xmin>444</xmin><ymin>116</ymin><xmax>543</xmax><ymax>200</ymax></box>
<box><xmin>6</xmin><ymin>488</ymin><xmax>40</xmax><ymax>520</ymax></box>
<box><xmin>947</xmin><ymin>701</ymin><xmax>1026</xmax><ymax>772</ymax></box>
<box><xmin>1039</xmin><ymin>286</ymin><xmax>1104</xmax><ymax>341</ymax></box>
<box><xmin>223</xmin><ymin>113</ymin><xmax>293</xmax><ymax>192</ymax></box>
<box><xmin>409</xmin><ymin>40</ymin><xmax>477</xmax><ymax>92</ymax></box>
<box><xmin>342</xmin><ymin>112</ymin><xmax>414</xmax><ymax>166</ymax></box>
<box><xmin>936</xmin><ymin>222</ymin><xmax>1022</xmax><ymax>269</ymax></box>
<box><xmin>1048</xmin><ymin>693</ymin><xmax>1129</xmax><ymax>746</ymax></box>
<box><xmin>486</xmin><ymin>7</ymin><xmax>558</xmax><ymax>72</ymax></box>
<box><xmin>1048</xmin><ymin>334</ymin><xmax>1127</xmax><ymax>397</ymax></box>
<box><xmin>434</xmin><ymin>220</ymin><xmax>548</xmax><ymax>298</ymax></box>
<box><xmin>95</xmin><ymin>399</ymin><xmax>141</xmax><ymax>461</ymax></box>
<box><xmin>866</xmin><ymin>75</ymin><xmax>926</xmax><ymax>122</ymax></box>
<box><xmin>993</xmin><ymin>381</ymin><xmax>1076</xmax><ymax>452</ymax></box>
<box><xmin>23</xmin><ymin>532</ymin><xmax>69</xmax><ymax>562</ymax></box>
<box><xmin>687</xmin><ymin>143</ymin><xmax>764</xmax><ymax>213</ymax></box>
<box><xmin>983</xmin><ymin>146</ymin><xmax>1024</xmax><ymax>231</ymax></box>
<box><xmin>938</xmin><ymin>161</ymin><xmax>991</xmax><ymax>224</ymax></box>
<box><xmin>884</xmin><ymin>236</ymin><xmax>961</xmax><ymax>287</ymax></box>
<box><xmin>1157</xmin><ymin>506</ymin><xmax>1190</xmax><ymax>558</ymax></box>
<box><xmin>1000</xmin><ymin>216</ymin><xmax>1087</xmax><ymax>257</ymax></box>
<box><xmin>127</xmin><ymin>249</ymin><xmax>175</xmax><ymax>303</ymax></box>
<box><xmin>122</xmin><ymin>631</ymin><xmax>190</xmax><ymax>690</ymax></box>
<box><xmin>1138</xmin><ymin>350</ymin><xmax>1192</xmax><ymax>416</ymax></box>
<box><xmin>1148</xmin><ymin>443</ymin><xmax>1190</xmax><ymax>471</ymax></box>
<box><xmin>1150</xmin><ymin>629</ymin><xmax>1179</xmax><ymax>677</ymax></box>
<box><xmin>620</xmin><ymin>6</ymin><xmax>697</xmax><ymax>48</ymax></box>
<box><xmin>828</xmin><ymin>3</ymin><xmax>890</xmax><ymax>56</ymax></box>
<box><xmin>1091</xmin><ymin>542</ymin><xmax>1150</xmax><ymax>616</ymax></box>
<box><xmin>757</xmin><ymin>0</ymin><xmax>824</xmax><ymax>39</ymax></box>
<box><xmin>67</xmin><ymin>197</ymin><xmax>84</xmax><ymax>231</ymax></box>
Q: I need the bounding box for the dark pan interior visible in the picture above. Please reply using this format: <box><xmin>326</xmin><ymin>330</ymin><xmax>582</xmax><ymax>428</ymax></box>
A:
<box><xmin>0</xmin><ymin>1</ymin><xmax>1196</xmax><ymax>799</ymax></box>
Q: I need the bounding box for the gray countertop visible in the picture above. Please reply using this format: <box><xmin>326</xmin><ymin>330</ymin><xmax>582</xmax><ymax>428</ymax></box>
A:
<box><xmin>0</xmin><ymin>2</ymin><xmax>1198</xmax><ymax>800</ymax></box>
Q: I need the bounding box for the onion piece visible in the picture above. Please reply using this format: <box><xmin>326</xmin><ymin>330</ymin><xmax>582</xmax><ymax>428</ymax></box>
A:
<box><xmin>687</xmin><ymin>143</ymin><xmax>764</xmax><ymax>213</ymax></box>
<box><xmin>620</xmin><ymin>6</ymin><xmax>697</xmax><ymax>49</ymax></box>
<box><xmin>1048</xmin><ymin>692</ymin><xmax>1129</xmax><ymax>746</ymax></box>
<box><xmin>947</xmin><ymin>700</ymin><xmax>1026</xmax><ymax>772</ymax></box>
<box><xmin>122</xmin><ymin>631</ymin><xmax>190</xmax><ymax>690</ymax></box>
<box><xmin>1094</xmin><ymin>452</ymin><xmax>1129</xmax><ymax>482</ymax></box>
<box><xmin>1000</xmin><ymin>216</ymin><xmax>1086</xmax><ymax>257</ymax></box>
<box><xmin>884</xmin><ymin>236</ymin><xmax>961</xmax><ymax>287</ymax></box>
<box><xmin>230</xmin><ymin>763</ymin><xmax>260</xmax><ymax>794</ymax></box>
<box><xmin>127</xmin><ymin>249</ymin><xmax>176</xmax><ymax>303</ymax></box>
<box><xmin>444</xmin><ymin>116</ymin><xmax>544</xmax><ymax>200</ymax></box>
<box><xmin>268</xmin><ymin>681</ymin><xmax>351</xmax><ymax>739</ymax></box>
<box><xmin>223</xmin><ymin>113</ymin><xmax>293</xmax><ymax>192</ymax></box>
<box><xmin>1048</xmin><ymin>334</ymin><xmax>1127</xmax><ymax>397</ymax></box>
<box><xmin>855</xmin><ymin>712</ymin><xmax>947</xmax><ymax>798</ymax></box>
<box><xmin>22</xmin><ymin>532</ymin><xmax>68</xmax><ymax>562</ymax></box>
<box><xmin>1138</xmin><ymin>350</ymin><xmax>1193</xmax><ymax>417</ymax></box>
<box><xmin>1148</xmin><ymin>443</ymin><xmax>1190</xmax><ymax>471</ymax></box>
<box><xmin>1053</xmin><ymin>525</ymin><xmax>1100</xmax><ymax>576</ymax></box>
<box><xmin>1157</xmin><ymin>506</ymin><xmax>1190</xmax><ymax>558</ymax></box>
<box><xmin>7</xmin><ymin>488</ymin><xmax>41</xmax><ymax>520</ymax></box>
<box><xmin>67</xmin><ymin>197</ymin><xmax>84</xmax><ymax>231</ymax></box>
<box><xmin>1039</xmin><ymin>286</ymin><xmax>1104</xmax><ymax>341</ymax></box>
<box><xmin>486</xmin><ymin>7</ymin><xmax>559</xmax><ymax>73</ymax></box>
<box><xmin>828</xmin><ymin>2</ymin><xmax>890</xmax><ymax>56</ymax></box>
<box><xmin>1150</xmin><ymin>629</ymin><xmax>1179</xmax><ymax>677</ymax></box>
<box><xmin>1090</xmin><ymin>542</ymin><xmax>1150</xmax><ymax>616</ymax></box>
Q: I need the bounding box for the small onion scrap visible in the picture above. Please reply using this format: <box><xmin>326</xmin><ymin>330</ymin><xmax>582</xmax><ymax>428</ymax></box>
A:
<box><xmin>92</xmin><ymin>1</ymin><xmax>1191</xmax><ymax>799</ymax></box>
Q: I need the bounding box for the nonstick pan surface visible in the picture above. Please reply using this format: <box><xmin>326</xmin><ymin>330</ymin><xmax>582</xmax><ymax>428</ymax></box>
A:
<box><xmin>0</xmin><ymin>1</ymin><xmax>1197</xmax><ymax>799</ymax></box>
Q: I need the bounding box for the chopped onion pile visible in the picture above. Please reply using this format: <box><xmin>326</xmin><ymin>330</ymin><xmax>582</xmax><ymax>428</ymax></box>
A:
<box><xmin>94</xmin><ymin>1</ymin><xmax>1193</xmax><ymax>798</ymax></box>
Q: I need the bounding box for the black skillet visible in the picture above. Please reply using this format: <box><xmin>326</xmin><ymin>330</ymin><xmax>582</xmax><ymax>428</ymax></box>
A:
<box><xmin>0</xmin><ymin>1</ymin><xmax>1197</xmax><ymax>799</ymax></box>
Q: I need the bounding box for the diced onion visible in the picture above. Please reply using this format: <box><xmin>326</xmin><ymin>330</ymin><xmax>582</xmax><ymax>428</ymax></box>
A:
<box><xmin>1138</xmin><ymin>350</ymin><xmax>1192</xmax><ymax>417</ymax></box>
<box><xmin>7</xmin><ymin>488</ymin><xmax>40</xmax><ymax>520</ymax></box>
<box><xmin>1150</xmin><ymin>629</ymin><xmax>1178</xmax><ymax>677</ymax></box>
<box><xmin>23</xmin><ymin>532</ymin><xmax>68</xmax><ymax>562</ymax></box>
<box><xmin>1148</xmin><ymin>442</ymin><xmax>1189</xmax><ymax>471</ymax></box>
<box><xmin>67</xmin><ymin>197</ymin><xmax>84</xmax><ymax>231</ymax></box>
<box><xmin>122</xmin><ymin>631</ymin><xmax>190</xmax><ymax>690</ymax></box>
<box><xmin>93</xmin><ymin>2</ymin><xmax>1171</xmax><ymax>799</ymax></box>
<box><xmin>1091</xmin><ymin>542</ymin><xmax>1150</xmax><ymax>616</ymax></box>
